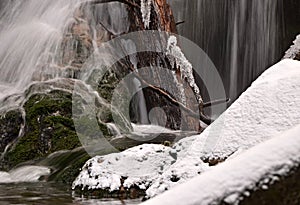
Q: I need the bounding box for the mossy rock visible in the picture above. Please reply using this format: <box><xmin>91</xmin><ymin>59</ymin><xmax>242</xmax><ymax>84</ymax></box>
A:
<box><xmin>0</xmin><ymin>110</ymin><xmax>23</xmax><ymax>153</ymax></box>
<box><xmin>74</xmin><ymin>115</ymin><xmax>112</xmax><ymax>140</ymax></box>
<box><xmin>97</xmin><ymin>70</ymin><xmax>120</xmax><ymax>102</ymax></box>
<box><xmin>4</xmin><ymin>90</ymin><xmax>81</xmax><ymax>169</ymax></box>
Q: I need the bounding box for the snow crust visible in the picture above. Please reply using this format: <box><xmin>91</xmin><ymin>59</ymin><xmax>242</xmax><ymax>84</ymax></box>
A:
<box><xmin>284</xmin><ymin>35</ymin><xmax>300</xmax><ymax>59</ymax></box>
<box><xmin>72</xmin><ymin>59</ymin><xmax>300</xmax><ymax>198</ymax></box>
<box><xmin>141</xmin><ymin>0</ymin><xmax>153</xmax><ymax>29</ymax></box>
<box><xmin>142</xmin><ymin>124</ymin><xmax>300</xmax><ymax>205</ymax></box>
<box><xmin>166</xmin><ymin>36</ymin><xmax>202</xmax><ymax>103</ymax></box>
<box><xmin>72</xmin><ymin>144</ymin><xmax>177</xmax><ymax>191</ymax></box>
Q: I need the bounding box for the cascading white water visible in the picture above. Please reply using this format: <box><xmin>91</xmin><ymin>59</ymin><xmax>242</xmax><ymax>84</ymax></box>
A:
<box><xmin>169</xmin><ymin>0</ymin><xmax>283</xmax><ymax>101</ymax></box>
<box><xmin>0</xmin><ymin>0</ymin><xmax>82</xmax><ymax>100</ymax></box>
<box><xmin>0</xmin><ymin>166</ymin><xmax>50</xmax><ymax>183</ymax></box>
<box><xmin>133</xmin><ymin>78</ymin><xmax>149</xmax><ymax>124</ymax></box>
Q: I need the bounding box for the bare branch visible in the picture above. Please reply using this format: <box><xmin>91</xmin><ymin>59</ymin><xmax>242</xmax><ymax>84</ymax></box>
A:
<box><xmin>127</xmin><ymin>67</ymin><xmax>214</xmax><ymax>125</ymax></box>
<box><xmin>176</xmin><ymin>21</ymin><xmax>185</xmax><ymax>26</ymax></box>
<box><xmin>203</xmin><ymin>98</ymin><xmax>230</xmax><ymax>108</ymax></box>
<box><xmin>83</xmin><ymin>0</ymin><xmax>140</xmax><ymax>8</ymax></box>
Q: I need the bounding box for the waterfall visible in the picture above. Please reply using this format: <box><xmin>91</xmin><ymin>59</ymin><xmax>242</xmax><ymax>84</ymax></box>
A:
<box><xmin>0</xmin><ymin>0</ymin><xmax>82</xmax><ymax>100</ymax></box>
<box><xmin>132</xmin><ymin>78</ymin><xmax>149</xmax><ymax>125</ymax></box>
<box><xmin>169</xmin><ymin>0</ymin><xmax>284</xmax><ymax>101</ymax></box>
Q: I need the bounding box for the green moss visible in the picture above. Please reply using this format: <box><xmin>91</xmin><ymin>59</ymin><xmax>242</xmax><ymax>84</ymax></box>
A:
<box><xmin>95</xmin><ymin>69</ymin><xmax>120</xmax><ymax>102</ymax></box>
<box><xmin>45</xmin><ymin>116</ymin><xmax>79</xmax><ymax>152</ymax></box>
<box><xmin>75</xmin><ymin>115</ymin><xmax>112</xmax><ymax>139</ymax></box>
<box><xmin>5</xmin><ymin>133</ymin><xmax>40</xmax><ymax>168</ymax></box>
<box><xmin>0</xmin><ymin>110</ymin><xmax>23</xmax><ymax>153</ymax></box>
<box><xmin>5</xmin><ymin>90</ymin><xmax>81</xmax><ymax>169</ymax></box>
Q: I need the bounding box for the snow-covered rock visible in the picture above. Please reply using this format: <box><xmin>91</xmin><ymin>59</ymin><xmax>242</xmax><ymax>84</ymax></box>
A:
<box><xmin>284</xmin><ymin>35</ymin><xmax>300</xmax><ymax>59</ymax></box>
<box><xmin>142</xmin><ymin>124</ymin><xmax>300</xmax><ymax>205</ymax></box>
<box><xmin>72</xmin><ymin>59</ymin><xmax>300</xmax><ymax>198</ymax></box>
<box><xmin>145</xmin><ymin>59</ymin><xmax>300</xmax><ymax>197</ymax></box>
<box><xmin>72</xmin><ymin>144</ymin><xmax>178</xmax><ymax>191</ymax></box>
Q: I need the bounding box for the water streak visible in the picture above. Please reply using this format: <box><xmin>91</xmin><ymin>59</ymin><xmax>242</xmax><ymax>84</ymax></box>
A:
<box><xmin>0</xmin><ymin>0</ymin><xmax>82</xmax><ymax>99</ymax></box>
<box><xmin>169</xmin><ymin>0</ymin><xmax>283</xmax><ymax>101</ymax></box>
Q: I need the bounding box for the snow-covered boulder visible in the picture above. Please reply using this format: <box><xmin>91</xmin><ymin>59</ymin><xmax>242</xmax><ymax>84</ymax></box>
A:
<box><xmin>142</xmin><ymin>124</ymin><xmax>300</xmax><ymax>205</ymax></box>
<box><xmin>72</xmin><ymin>144</ymin><xmax>178</xmax><ymax>192</ymax></box>
<box><xmin>145</xmin><ymin>59</ymin><xmax>300</xmax><ymax>197</ymax></box>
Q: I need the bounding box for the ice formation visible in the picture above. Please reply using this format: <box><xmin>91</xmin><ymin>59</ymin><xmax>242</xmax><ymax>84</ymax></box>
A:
<box><xmin>141</xmin><ymin>0</ymin><xmax>153</xmax><ymax>29</ymax></box>
<box><xmin>171</xmin><ymin>70</ymin><xmax>187</xmax><ymax>105</ymax></box>
<box><xmin>284</xmin><ymin>35</ymin><xmax>300</xmax><ymax>59</ymax></box>
<box><xmin>166</xmin><ymin>36</ymin><xmax>203</xmax><ymax>103</ymax></box>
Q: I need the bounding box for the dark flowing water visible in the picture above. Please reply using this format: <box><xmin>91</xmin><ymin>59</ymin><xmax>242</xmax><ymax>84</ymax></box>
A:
<box><xmin>0</xmin><ymin>182</ymin><xmax>141</xmax><ymax>205</ymax></box>
<box><xmin>169</xmin><ymin>0</ymin><xmax>300</xmax><ymax>102</ymax></box>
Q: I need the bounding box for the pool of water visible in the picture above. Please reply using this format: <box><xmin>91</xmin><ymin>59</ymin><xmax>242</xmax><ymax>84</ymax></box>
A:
<box><xmin>0</xmin><ymin>182</ymin><xmax>141</xmax><ymax>205</ymax></box>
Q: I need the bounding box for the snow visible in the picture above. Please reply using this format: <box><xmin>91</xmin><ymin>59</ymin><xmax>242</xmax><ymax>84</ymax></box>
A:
<box><xmin>166</xmin><ymin>36</ymin><xmax>203</xmax><ymax>103</ymax></box>
<box><xmin>145</xmin><ymin>59</ymin><xmax>300</xmax><ymax>197</ymax></box>
<box><xmin>72</xmin><ymin>144</ymin><xmax>177</xmax><ymax>191</ymax></box>
<box><xmin>284</xmin><ymin>35</ymin><xmax>300</xmax><ymax>59</ymax></box>
<box><xmin>188</xmin><ymin>59</ymin><xmax>300</xmax><ymax>160</ymax></box>
<box><xmin>141</xmin><ymin>0</ymin><xmax>153</xmax><ymax>29</ymax></box>
<box><xmin>131</xmin><ymin>123</ymin><xmax>177</xmax><ymax>136</ymax></box>
<box><xmin>72</xmin><ymin>59</ymin><xmax>300</xmax><ymax>198</ymax></box>
<box><xmin>141</xmin><ymin>124</ymin><xmax>300</xmax><ymax>205</ymax></box>
<box><xmin>0</xmin><ymin>166</ymin><xmax>50</xmax><ymax>183</ymax></box>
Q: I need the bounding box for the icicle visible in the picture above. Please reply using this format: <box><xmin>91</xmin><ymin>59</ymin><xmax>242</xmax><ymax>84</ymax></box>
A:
<box><xmin>166</xmin><ymin>36</ymin><xmax>203</xmax><ymax>103</ymax></box>
<box><xmin>171</xmin><ymin>71</ymin><xmax>187</xmax><ymax>106</ymax></box>
<box><xmin>141</xmin><ymin>0</ymin><xmax>153</xmax><ymax>29</ymax></box>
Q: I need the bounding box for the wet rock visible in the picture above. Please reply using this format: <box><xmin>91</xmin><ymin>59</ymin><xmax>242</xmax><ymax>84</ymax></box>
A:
<box><xmin>240</xmin><ymin>166</ymin><xmax>300</xmax><ymax>205</ymax></box>
<box><xmin>0</xmin><ymin>110</ymin><xmax>24</xmax><ymax>153</ymax></box>
<box><xmin>2</xmin><ymin>90</ymin><xmax>81</xmax><ymax>169</ymax></box>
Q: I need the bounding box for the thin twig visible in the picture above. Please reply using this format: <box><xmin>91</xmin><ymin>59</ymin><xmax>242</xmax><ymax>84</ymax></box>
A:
<box><xmin>203</xmin><ymin>98</ymin><xmax>230</xmax><ymax>108</ymax></box>
<box><xmin>84</xmin><ymin>0</ymin><xmax>140</xmax><ymax>8</ymax></box>
<box><xmin>175</xmin><ymin>21</ymin><xmax>185</xmax><ymax>26</ymax></box>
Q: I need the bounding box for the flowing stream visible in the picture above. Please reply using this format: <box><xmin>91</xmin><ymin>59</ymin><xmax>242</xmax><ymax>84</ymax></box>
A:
<box><xmin>0</xmin><ymin>182</ymin><xmax>141</xmax><ymax>205</ymax></box>
<box><xmin>0</xmin><ymin>0</ymin><xmax>298</xmax><ymax>204</ymax></box>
